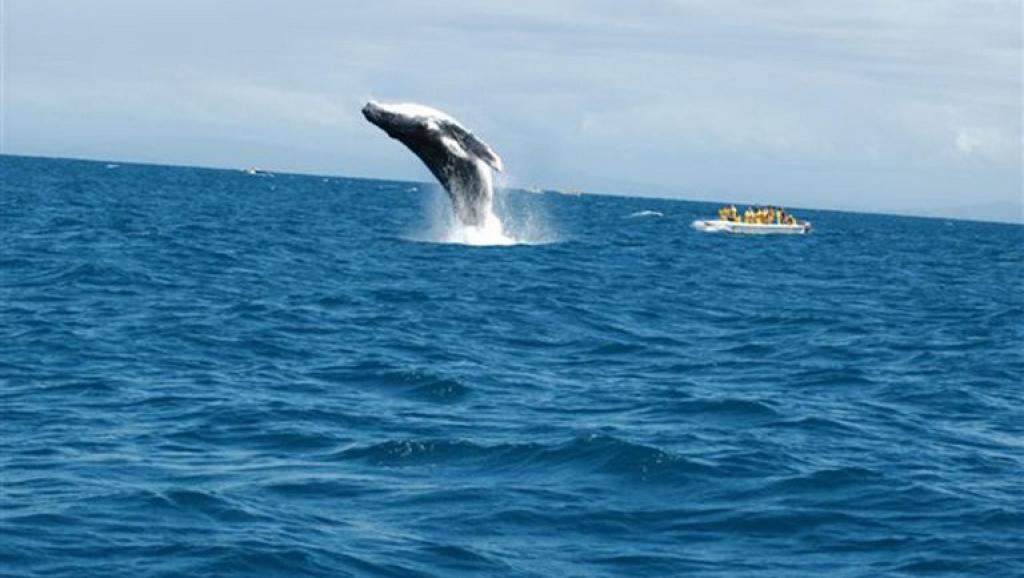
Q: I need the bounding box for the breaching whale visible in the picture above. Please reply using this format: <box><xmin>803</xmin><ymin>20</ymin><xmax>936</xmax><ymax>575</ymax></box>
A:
<box><xmin>362</xmin><ymin>101</ymin><xmax>503</xmax><ymax>228</ymax></box>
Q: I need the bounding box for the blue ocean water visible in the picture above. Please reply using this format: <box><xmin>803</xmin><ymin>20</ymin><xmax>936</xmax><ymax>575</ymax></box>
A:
<box><xmin>1</xmin><ymin>154</ymin><xmax>1022</xmax><ymax>577</ymax></box>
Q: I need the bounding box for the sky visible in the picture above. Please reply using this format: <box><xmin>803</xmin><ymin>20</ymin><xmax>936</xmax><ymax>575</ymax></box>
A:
<box><xmin>3</xmin><ymin>0</ymin><xmax>1022</xmax><ymax>222</ymax></box>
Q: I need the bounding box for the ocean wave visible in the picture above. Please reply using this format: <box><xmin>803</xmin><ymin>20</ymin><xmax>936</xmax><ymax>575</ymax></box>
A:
<box><xmin>332</xmin><ymin>434</ymin><xmax>717</xmax><ymax>483</ymax></box>
<box><xmin>309</xmin><ymin>361</ymin><xmax>473</xmax><ymax>403</ymax></box>
<box><xmin>644</xmin><ymin>397</ymin><xmax>780</xmax><ymax>421</ymax></box>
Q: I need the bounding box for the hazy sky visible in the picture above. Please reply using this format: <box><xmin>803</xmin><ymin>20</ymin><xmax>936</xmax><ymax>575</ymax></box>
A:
<box><xmin>4</xmin><ymin>1</ymin><xmax>1022</xmax><ymax>221</ymax></box>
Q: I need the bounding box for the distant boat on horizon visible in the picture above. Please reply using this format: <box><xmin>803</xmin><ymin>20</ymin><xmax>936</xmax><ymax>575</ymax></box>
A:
<box><xmin>242</xmin><ymin>167</ymin><xmax>274</xmax><ymax>178</ymax></box>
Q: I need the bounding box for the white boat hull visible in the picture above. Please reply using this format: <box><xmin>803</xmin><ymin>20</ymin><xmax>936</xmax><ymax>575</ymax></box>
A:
<box><xmin>692</xmin><ymin>219</ymin><xmax>811</xmax><ymax>235</ymax></box>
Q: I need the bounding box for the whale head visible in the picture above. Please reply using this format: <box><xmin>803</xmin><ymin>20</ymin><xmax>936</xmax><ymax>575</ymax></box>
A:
<box><xmin>361</xmin><ymin>101</ymin><xmax>467</xmax><ymax>147</ymax></box>
<box><xmin>362</xmin><ymin>101</ymin><xmax>440</xmax><ymax>140</ymax></box>
<box><xmin>362</xmin><ymin>101</ymin><xmax>503</xmax><ymax>173</ymax></box>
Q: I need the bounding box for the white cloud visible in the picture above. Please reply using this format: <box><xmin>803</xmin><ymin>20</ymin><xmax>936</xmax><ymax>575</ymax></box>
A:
<box><xmin>955</xmin><ymin>130</ymin><xmax>983</xmax><ymax>156</ymax></box>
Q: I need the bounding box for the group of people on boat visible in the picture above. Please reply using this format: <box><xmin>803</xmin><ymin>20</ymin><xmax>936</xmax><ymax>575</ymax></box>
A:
<box><xmin>717</xmin><ymin>205</ymin><xmax>798</xmax><ymax>226</ymax></box>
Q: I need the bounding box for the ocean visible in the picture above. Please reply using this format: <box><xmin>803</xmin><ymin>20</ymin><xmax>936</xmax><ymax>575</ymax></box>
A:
<box><xmin>2</xmin><ymin>154</ymin><xmax>1022</xmax><ymax>577</ymax></box>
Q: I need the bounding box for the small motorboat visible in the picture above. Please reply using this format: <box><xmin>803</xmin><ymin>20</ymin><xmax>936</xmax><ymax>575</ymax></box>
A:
<box><xmin>692</xmin><ymin>219</ymin><xmax>811</xmax><ymax>235</ymax></box>
<box><xmin>694</xmin><ymin>205</ymin><xmax>811</xmax><ymax>234</ymax></box>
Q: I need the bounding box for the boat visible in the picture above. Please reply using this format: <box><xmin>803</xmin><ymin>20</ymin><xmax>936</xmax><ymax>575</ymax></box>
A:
<box><xmin>692</xmin><ymin>219</ymin><xmax>811</xmax><ymax>234</ymax></box>
<box><xmin>693</xmin><ymin>205</ymin><xmax>811</xmax><ymax>234</ymax></box>
<box><xmin>242</xmin><ymin>167</ymin><xmax>274</xmax><ymax>177</ymax></box>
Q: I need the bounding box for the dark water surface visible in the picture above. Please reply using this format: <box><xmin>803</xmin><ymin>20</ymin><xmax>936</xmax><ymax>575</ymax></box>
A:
<box><xmin>2</xmin><ymin>155</ymin><xmax>1022</xmax><ymax>577</ymax></box>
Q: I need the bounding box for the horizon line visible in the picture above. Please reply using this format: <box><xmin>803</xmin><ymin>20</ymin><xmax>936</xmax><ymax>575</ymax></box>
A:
<box><xmin>2</xmin><ymin>152</ymin><xmax>1021</xmax><ymax>227</ymax></box>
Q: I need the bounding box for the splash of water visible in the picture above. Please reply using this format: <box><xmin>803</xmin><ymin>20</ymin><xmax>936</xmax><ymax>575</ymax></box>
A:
<box><xmin>443</xmin><ymin>209</ymin><xmax>517</xmax><ymax>246</ymax></box>
<box><xmin>412</xmin><ymin>183</ymin><xmax>555</xmax><ymax>246</ymax></box>
<box><xmin>411</xmin><ymin>162</ymin><xmax>555</xmax><ymax>246</ymax></box>
<box><xmin>627</xmin><ymin>210</ymin><xmax>664</xmax><ymax>218</ymax></box>
<box><xmin>443</xmin><ymin>160</ymin><xmax>515</xmax><ymax>245</ymax></box>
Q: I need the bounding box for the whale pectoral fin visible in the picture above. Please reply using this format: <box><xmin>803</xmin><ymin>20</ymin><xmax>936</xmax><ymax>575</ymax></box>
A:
<box><xmin>443</xmin><ymin>121</ymin><xmax>504</xmax><ymax>173</ymax></box>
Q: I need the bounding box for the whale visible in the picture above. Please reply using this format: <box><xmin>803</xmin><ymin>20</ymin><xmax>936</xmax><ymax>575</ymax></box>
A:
<box><xmin>362</xmin><ymin>101</ymin><xmax>503</xmax><ymax>227</ymax></box>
